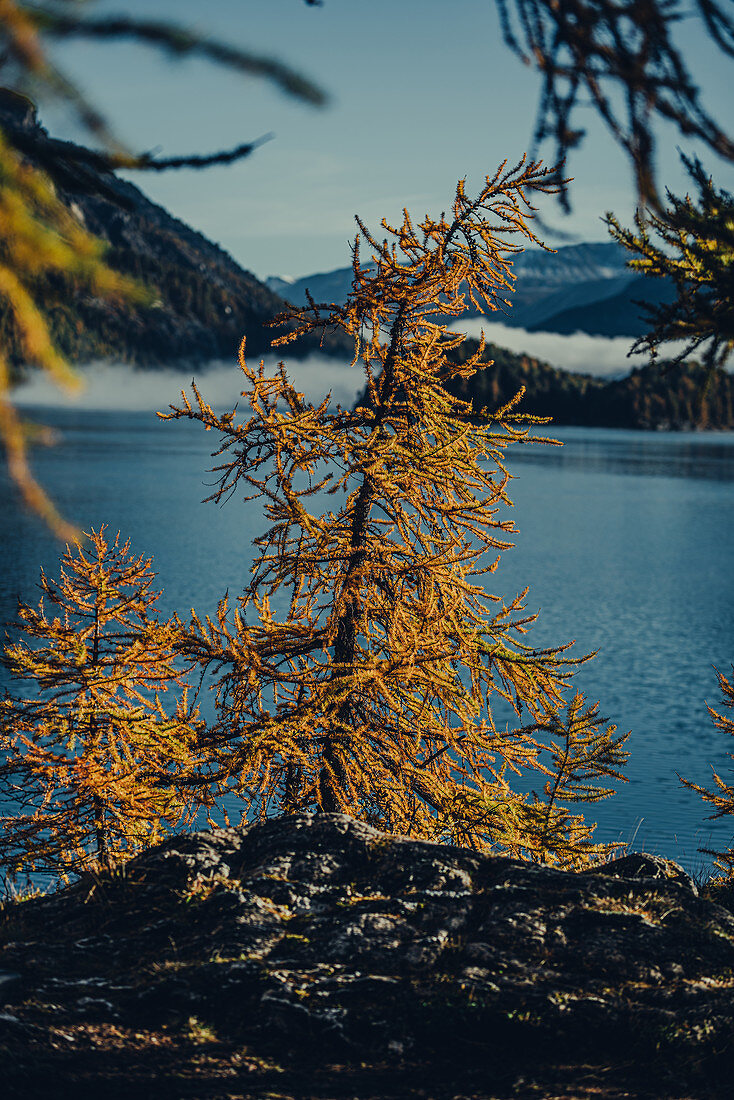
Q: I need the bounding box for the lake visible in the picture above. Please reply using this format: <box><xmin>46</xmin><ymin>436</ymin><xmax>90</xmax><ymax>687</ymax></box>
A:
<box><xmin>2</xmin><ymin>398</ymin><xmax>733</xmax><ymax>876</ymax></box>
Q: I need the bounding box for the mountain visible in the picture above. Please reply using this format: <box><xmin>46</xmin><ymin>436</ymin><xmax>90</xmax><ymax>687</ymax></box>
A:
<box><xmin>0</xmin><ymin>91</ymin><xmax>713</xmax><ymax>429</ymax></box>
<box><xmin>268</xmin><ymin>241</ymin><xmax>675</xmax><ymax>339</ymax></box>
<box><xmin>266</xmin><ymin>264</ymin><xmax>365</xmax><ymax>306</ymax></box>
<box><xmin>449</xmin><ymin>339</ymin><xmax>734</xmax><ymax>430</ymax></box>
<box><xmin>530</xmin><ymin>271</ymin><xmax>677</xmax><ymax>336</ymax></box>
<box><xmin>0</xmin><ymin>91</ymin><xmax>351</xmax><ymax>376</ymax></box>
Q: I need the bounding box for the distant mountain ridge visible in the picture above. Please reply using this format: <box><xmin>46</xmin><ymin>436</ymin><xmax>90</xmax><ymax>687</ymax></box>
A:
<box><xmin>0</xmin><ymin>91</ymin><xmax>351</xmax><ymax>376</ymax></box>
<box><xmin>267</xmin><ymin>241</ymin><xmax>675</xmax><ymax>339</ymax></box>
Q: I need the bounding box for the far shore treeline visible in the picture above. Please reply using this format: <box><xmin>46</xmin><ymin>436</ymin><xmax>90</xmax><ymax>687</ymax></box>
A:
<box><xmin>450</xmin><ymin>341</ymin><xmax>734</xmax><ymax>432</ymax></box>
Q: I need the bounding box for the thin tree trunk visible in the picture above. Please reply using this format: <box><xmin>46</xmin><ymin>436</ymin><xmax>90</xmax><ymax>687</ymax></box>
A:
<box><xmin>284</xmin><ymin>761</ymin><xmax>301</xmax><ymax>810</ymax></box>
<box><xmin>93</xmin><ymin>793</ymin><xmax>111</xmax><ymax>870</ymax></box>
<box><xmin>318</xmin><ymin>305</ymin><xmax>406</xmax><ymax>810</ymax></box>
<box><xmin>90</xmin><ymin>604</ymin><xmax>111</xmax><ymax>870</ymax></box>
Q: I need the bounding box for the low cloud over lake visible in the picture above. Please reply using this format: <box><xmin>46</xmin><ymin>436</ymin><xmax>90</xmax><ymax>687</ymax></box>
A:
<box><xmin>12</xmin><ymin>324</ymin><xmax>690</xmax><ymax>413</ymax></box>
<box><xmin>12</xmin><ymin>355</ymin><xmax>367</xmax><ymax>413</ymax></box>
<box><xmin>451</xmin><ymin>319</ymin><xmax>688</xmax><ymax>378</ymax></box>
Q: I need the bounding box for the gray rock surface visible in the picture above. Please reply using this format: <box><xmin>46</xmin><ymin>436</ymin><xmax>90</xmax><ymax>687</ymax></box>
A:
<box><xmin>2</xmin><ymin>813</ymin><xmax>734</xmax><ymax>1098</ymax></box>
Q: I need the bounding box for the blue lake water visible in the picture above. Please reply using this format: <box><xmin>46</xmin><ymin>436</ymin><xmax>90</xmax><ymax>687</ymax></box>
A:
<box><xmin>2</xmin><ymin>404</ymin><xmax>733</xmax><ymax>876</ymax></box>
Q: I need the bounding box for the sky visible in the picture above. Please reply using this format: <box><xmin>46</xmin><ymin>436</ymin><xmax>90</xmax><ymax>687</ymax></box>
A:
<box><xmin>39</xmin><ymin>0</ymin><xmax>734</xmax><ymax>283</ymax></box>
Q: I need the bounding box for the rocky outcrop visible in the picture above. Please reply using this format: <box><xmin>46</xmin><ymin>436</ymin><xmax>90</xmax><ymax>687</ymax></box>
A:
<box><xmin>1</xmin><ymin>813</ymin><xmax>733</xmax><ymax>1098</ymax></box>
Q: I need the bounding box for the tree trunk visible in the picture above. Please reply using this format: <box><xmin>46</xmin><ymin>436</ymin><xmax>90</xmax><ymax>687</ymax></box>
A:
<box><xmin>318</xmin><ymin>305</ymin><xmax>406</xmax><ymax>810</ymax></box>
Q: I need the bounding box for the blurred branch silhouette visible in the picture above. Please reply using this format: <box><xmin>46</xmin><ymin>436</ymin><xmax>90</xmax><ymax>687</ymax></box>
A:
<box><xmin>607</xmin><ymin>156</ymin><xmax>734</xmax><ymax>370</ymax></box>
<box><xmin>497</xmin><ymin>0</ymin><xmax>734</xmax><ymax>211</ymax></box>
<box><xmin>0</xmin><ymin>0</ymin><xmax>325</xmax><ymax>539</ymax></box>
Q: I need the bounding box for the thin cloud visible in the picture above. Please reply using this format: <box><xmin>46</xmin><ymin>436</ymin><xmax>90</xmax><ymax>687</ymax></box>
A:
<box><xmin>451</xmin><ymin>319</ymin><xmax>689</xmax><ymax>377</ymax></box>
<box><xmin>12</xmin><ymin>355</ymin><xmax>367</xmax><ymax>413</ymax></box>
<box><xmin>11</xmin><ymin>322</ymin><xmax>688</xmax><ymax>414</ymax></box>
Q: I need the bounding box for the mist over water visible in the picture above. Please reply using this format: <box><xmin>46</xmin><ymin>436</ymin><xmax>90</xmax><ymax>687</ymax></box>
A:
<box><xmin>10</xmin><ymin>323</ymin><xmax>691</xmax><ymax>417</ymax></box>
<box><xmin>12</xmin><ymin>354</ymin><xmax>367</xmax><ymax>413</ymax></box>
<box><xmin>450</xmin><ymin>318</ymin><xmax>690</xmax><ymax>377</ymax></box>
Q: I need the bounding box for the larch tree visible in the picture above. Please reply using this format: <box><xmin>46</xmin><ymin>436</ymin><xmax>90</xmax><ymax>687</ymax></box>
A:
<box><xmin>680</xmin><ymin>668</ymin><xmax>734</xmax><ymax>879</ymax></box>
<box><xmin>0</xmin><ymin>527</ymin><xmax>203</xmax><ymax>880</ymax></box>
<box><xmin>165</xmin><ymin>160</ymin><xmax>628</xmax><ymax>865</ymax></box>
<box><xmin>606</xmin><ymin>158</ymin><xmax>734</xmax><ymax>372</ymax></box>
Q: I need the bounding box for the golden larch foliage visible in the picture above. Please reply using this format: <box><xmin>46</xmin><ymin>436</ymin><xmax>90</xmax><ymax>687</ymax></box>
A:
<box><xmin>0</xmin><ymin>106</ymin><xmax>139</xmax><ymax>541</ymax></box>
<box><xmin>0</xmin><ymin>527</ymin><xmax>203</xmax><ymax>879</ymax></box>
<box><xmin>0</xmin><ymin>1</ymin><xmax>325</xmax><ymax>539</ymax></box>
<box><xmin>680</xmin><ymin>667</ymin><xmax>734</xmax><ymax>878</ymax></box>
<box><xmin>164</xmin><ymin>160</ymin><xmax>628</xmax><ymax>864</ymax></box>
<box><xmin>520</xmin><ymin>694</ymin><xmax>628</xmax><ymax>868</ymax></box>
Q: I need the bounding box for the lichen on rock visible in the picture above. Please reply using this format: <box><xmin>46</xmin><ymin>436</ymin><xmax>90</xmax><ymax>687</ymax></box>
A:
<box><xmin>1</xmin><ymin>813</ymin><xmax>733</xmax><ymax>1098</ymax></box>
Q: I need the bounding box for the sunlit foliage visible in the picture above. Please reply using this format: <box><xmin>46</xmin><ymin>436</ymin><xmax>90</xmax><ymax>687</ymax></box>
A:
<box><xmin>607</xmin><ymin>158</ymin><xmax>734</xmax><ymax>370</ymax></box>
<box><xmin>0</xmin><ymin>528</ymin><xmax>202</xmax><ymax>879</ymax></box>
<box><xmin>164</xmin><ymin>162</ymin><xmax>628</xmax><ymax>863</ymax></box>
<box><xmin>680</xmin><ymin>668</ymin><xmax>734</xmax><ymax>878</ymax></box>
<box><xmin>0</xmin><ymin>1</ymin><xmax>325</xmax><ymax>537</ymax></box>
<box><xmin>0</xmin><ymin>98</ymin><xmax>141</xmax><ymax>540</ymax></box>
<box><xmin>523</xmin><ymin>694</ymin><xmax>628</xmax><ymax>868</ymax></box>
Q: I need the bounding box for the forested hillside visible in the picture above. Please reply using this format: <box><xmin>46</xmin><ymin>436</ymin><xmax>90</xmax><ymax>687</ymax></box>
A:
<box><xmin>0</xmin><ymin>91</ymin><xmax>351</xmax><ymax>378</ymax></box>
<box><xmin>450</xmin><ymin>340</ymin><xmax>734</xmax><ymax>430</ymax></box>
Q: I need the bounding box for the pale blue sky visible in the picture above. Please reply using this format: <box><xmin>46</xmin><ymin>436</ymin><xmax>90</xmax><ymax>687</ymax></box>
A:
<box><xmin>41</xmin><ymin>0</ymin><xmax>734</xmax><ymax>281</ymax></box>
